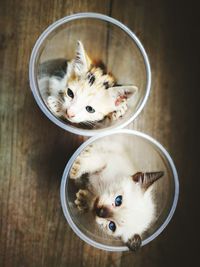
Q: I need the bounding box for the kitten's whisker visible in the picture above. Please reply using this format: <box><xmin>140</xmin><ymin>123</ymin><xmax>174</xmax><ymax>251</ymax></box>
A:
<box><xmin>85</xmin><ymin>120</ymin><xmax>98</xmax><ymax>126</ymax></box>
<box><xmin>81</xmin><ymin>120</ymin><xmax>97</xmax><ymax>129</ymax></box>
<box><xmin>56</xmin><ymin>98</ymin><xmax>64</xmax><ymax>105</ymax></box>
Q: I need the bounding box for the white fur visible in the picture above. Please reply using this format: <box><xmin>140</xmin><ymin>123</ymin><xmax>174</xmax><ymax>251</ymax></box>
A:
<box><xmin>70</xmin><ymin>140</ymin><xmax>156</xmax><ymax>243</ymax></box>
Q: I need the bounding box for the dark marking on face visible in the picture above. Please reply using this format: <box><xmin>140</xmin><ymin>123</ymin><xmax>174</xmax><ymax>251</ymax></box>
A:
<box><xmin>95</xmin><ymin>206</ymin><xmax>113</xmax><ymax>218</ymax></box>
<box><xmin>126</xmin><ymin>234</ymin><xmax>142</xmax><ymax>252</ymax></box>
<box><xmin>92</xmin><ymin>60</ymin><xmax>107</xmax><ymax>74</ymax></box>
<box><xmin>87</xmin><ymin>72</ymin><xmax>95</xmax><ymax>86</ymax></box>
<box><xmin>103</xmin><ymin>81</ymin><xmax>109</xmax><ymax>89</ymax></box>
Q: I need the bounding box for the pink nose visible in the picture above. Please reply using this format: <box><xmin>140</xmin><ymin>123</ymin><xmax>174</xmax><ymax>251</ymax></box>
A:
<box><xmin>67</xmin><ymin>110</ymin><xmax>75</xmax><ymax>118</ymax></box>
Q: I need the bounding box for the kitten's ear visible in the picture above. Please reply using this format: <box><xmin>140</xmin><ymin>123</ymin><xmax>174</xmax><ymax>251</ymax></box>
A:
<box><xmin>73</xmin><ymin>41</ymin><xmax>91</xmax><ymax>76</ymax></box>
<box><xmin>109</xmin><ymin>85</ymin><xmax>138</xmax><ymax>106</ymax></box>
<box><xmin>132</xmin><ymin>171</ymin><xmax>164</xmax><ymax>191</ymax></box>
<box><xmin>126</xmin><ymin>234</ymin><xmax>142</xmax><ymax>252</ymax></box>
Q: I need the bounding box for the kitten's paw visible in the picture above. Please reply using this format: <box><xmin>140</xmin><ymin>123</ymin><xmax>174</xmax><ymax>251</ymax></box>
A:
<box><xmin>69</xmin><ymin>145</ymin><xmax>94</xmax><ymax>179</ymax></box>
<box><xmin>112</xmin><ymin>101</ymin><xmax>128</xmax><ymax>120</ymax></box>
<box><xmin>75</xmin><ymin>189</ymin><xmax>90</xmax><ymax>211</ymax></box>
<box><xmin>126</xmin><ymin>234</ymin><xmax>142</xmax><ymax>252</ymax></box>
<box><xmin>47</xmin><ymin>96</ymin><xmax>63</xmax><ymax>116</ymax></box>
<box><xmin>81</xmin><ymin>144</ymin><xmax>94</xmax><ymax>156</ymax></box>
<box><xmin>70</xmin><ymin>157</ymin><xmax>81</xmax><ymax>179</ymax></box>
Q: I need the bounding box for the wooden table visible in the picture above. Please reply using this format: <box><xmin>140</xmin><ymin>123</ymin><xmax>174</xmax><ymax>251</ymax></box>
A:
<box><xmin>0</xmin><ymin>0</ymin><xmax>199</xmax><ymax>266</ymax></box>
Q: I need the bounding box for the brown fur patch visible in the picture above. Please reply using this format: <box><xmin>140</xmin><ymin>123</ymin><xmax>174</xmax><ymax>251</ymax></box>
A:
<box><xmin>95</xmin><ymin>206</ymin><xmax>113</xmax><ymax>218</ymax></box>
<box><xmin>92</xmin><ymin>59</ymin><xmax>107</xmax><ymax>74</ymax></box>
<box><xmin>103</xmin><ymin>81</ymin><xmax>109</xmax><ymax>89</ymax></box>
<box><xmin>68</xmin><ymin>72</ymin><xmax>77</xmax><ymax>82</ymax></box>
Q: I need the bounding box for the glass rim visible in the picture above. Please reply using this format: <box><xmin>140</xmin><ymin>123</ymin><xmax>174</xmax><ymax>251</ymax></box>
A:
<box><xmin>60</xmin><ymin>129</ymin><xmax>179</xmax><ymax>252</ymax></box>
<box><xmin>29</xmin><ymin>12</ymin><xmax>152</xmax><ymax>136</ymax></box>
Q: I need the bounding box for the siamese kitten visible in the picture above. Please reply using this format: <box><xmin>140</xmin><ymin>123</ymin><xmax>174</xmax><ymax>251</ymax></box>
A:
<box><xmin>70</xmin><ymin>141</ymin><xmax>164</xmax><ymax>251</ymax></box>
<box><xmin>46</xmin><ymin>41</ymin><xmax>138</xmax><ymax>125</ymax></box>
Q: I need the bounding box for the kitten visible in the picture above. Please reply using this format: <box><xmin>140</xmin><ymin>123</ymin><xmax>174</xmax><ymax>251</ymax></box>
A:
<box><xmin>46</xmin><ymin>41</ymin><xmax>138</xmax><ymax>126</ymax></box>
<box><xmin>70</xmin><ymin>141</ymin><xmax>164</xmax><ymax>251</ymax></box>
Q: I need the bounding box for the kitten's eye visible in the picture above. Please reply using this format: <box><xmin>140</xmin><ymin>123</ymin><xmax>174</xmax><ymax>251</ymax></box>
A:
<box><xmin>115</xmin><ymin>195</ymin><xmax>122</xmax><ymax>207</ymax></box>
<box><xmin>86</xmin><ymin>106</ymin><xmax>95</xmax><ymax>113</ymax></box>
<box><xmin>109</xmin><ymin>221</ymin><xmax>116</xmax><ymax>232</ymax></box>
<box><xmin>67</xmin><ymin>88</ymin><xmax>74</xmax><ymax>98</ymax></box>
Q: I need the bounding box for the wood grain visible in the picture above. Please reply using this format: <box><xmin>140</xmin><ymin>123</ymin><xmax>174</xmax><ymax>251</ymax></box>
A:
<box><xmin>0</xmin><ymin>0</ymin><xmax>199</xmax><ymax>267</ymax></box>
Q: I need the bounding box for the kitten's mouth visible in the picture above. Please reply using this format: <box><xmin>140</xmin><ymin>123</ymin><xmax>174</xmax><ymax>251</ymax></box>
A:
<box><xmin>65</xmin><ymin>116</ymin><xmax>76</xmax><ymax>122</ymax></box>
<box><xmin>63</xmin><ymin>114</ymin><xmax>79</xmax><ymax>124</ymax></box>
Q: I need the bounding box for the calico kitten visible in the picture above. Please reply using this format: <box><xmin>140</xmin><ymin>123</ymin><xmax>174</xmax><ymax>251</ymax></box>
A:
<box><xmin>70</xmin><ymin>141</ymin><xmax>164</xmax><ymax>251</ymax></box>
<box><xmin>46</xmin><ymin>41</ymin><xmax>138</xmax><ymax>126</ymax></box>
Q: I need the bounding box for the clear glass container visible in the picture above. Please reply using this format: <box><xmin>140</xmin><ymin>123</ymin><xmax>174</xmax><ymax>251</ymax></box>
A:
<box><xmin>29</xmin><ymin>13</ymin><xmax>151</xmax><ymax>136</ymax></box>
<box><xmin>60</xmin><ymin>129</ymin><xmax>179</xmax><ymax>251</ymax></box>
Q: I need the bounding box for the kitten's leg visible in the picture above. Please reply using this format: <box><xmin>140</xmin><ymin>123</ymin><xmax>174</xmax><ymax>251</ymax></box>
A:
<box><xmin>47</xmin><ymin>96</ymin><xmax>63</xmax><ymax>117</ymax></box>
<box><xmin>75</xmin><ymin>189</ymin><xmax>94</xmax><ymax>211</ymax></box>
<box><xmin>112</xmin><ymin>100</ymin><xmax>128</xmax><ymax>120</ymax></box>
<box><xmin>70</xmin><ymin>145</ymin><xmax>106</xmax><ymax>179</ymax></box>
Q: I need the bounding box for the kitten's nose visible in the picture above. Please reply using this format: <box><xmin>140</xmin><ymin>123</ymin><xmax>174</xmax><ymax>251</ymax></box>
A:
<box><xmin>96</xmin><ymin>207</ymin><xmax>111</xmax><ymax>218</ymax></box>
<box><xmin>67</xmin><ymin>109</ymin><xmax>75</xmax><ymax>118</ymax></box>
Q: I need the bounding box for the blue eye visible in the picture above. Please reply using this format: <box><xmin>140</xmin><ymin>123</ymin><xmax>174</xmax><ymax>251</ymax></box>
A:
<box><xmin>86</xmin><ymin>106</ymin><xmax>95</xmax><ymax>113</ymax></box>
<box><xmin>67</xmin><ymin>88</ymin><xmax>74</xmax><ymax>98</ymax></box>
<box><xmin>115</xmin><ymin>195</ymin><xmax>122</xmax><ymax>207</ymax></box>
<box><xmin>109</xmin><ymin>221</ymin><xmax>116</xmax><ymax>232</ymax></box>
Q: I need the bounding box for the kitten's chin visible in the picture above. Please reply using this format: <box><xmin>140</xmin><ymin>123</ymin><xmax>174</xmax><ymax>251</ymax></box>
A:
<box><xmin>65</xmin><ymin>116</ymin><xmax>80</xmax><ymax>124</ymax></box>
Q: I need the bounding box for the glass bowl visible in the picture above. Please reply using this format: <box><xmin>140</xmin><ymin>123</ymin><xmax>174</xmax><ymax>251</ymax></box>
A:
<box><xmin>29</xmin><ymin>12</ymin><xmax>151</xmax><ymax>136</ymax></box>
<box><xmin>60</xmin><ymin>129</ymin><xmax>179</xmax><ymax>251</ymax></box>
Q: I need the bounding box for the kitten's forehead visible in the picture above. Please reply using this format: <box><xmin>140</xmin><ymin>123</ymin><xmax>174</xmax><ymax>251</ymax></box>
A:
<box><xmin>69</xmin><ymin>66</ymin><xmax>115</xmax><ymax>93</ymax></box>
<box><xmin>88</xmin><ymin>67</ymin><xmax>115</xmax><ymax>88</ymax></box>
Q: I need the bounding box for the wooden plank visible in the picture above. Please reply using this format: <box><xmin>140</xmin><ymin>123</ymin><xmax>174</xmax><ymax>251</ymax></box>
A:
<box><xmin>0</xmin><ymin>0</ymin><xmax>121</xmax><ymax>266</ymax></box>
<box><xmin>0</xmin><ymin>0</ymin><xmax>199</xmax><ymax>266</ymax></box>
<box><xmin>111</xmin><ymin>0</ymin><xmax>200</xmax><ymax>266</ymax></box>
